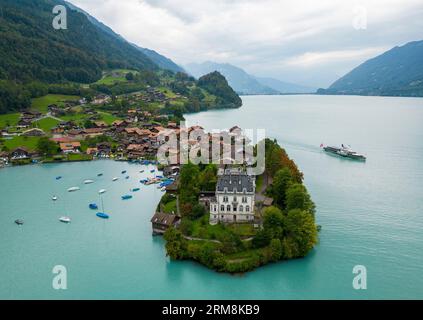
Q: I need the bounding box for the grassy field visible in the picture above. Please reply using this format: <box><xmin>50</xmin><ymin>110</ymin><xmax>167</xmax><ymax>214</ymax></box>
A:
<box><xmin>34</xmin><ymin>117</ymin><xmax>61</xmax><ymax>132</ymax></box>
<box><xmin>95</xmin><ymin>69</ymin><xmax>138</xmax><ymax>85</ymax></box>
<box><xmin>0</xmin><ymin>113</ymin><xmax>20</xmax><ymax>129</ymax></box>
<box><xmin>163</xmin><ymin>200</ymin><xmax>177</xmax><ymax>214</ymax></box>
<box><xmin>31</xmin><ymin>94</ymin><xmax>80</xmax><ymax>113</ymax></box>
<box><xmin>2</xmin><ymin>136</ymin><xmax>40</xmax><ymax>151</ymax></box>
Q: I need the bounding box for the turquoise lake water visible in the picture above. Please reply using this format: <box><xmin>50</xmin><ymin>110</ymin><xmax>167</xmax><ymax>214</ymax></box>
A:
<box><xmin>1</xmin><ymin>95</ymin><xmax>423</xmax><ymax>299</ymax></box>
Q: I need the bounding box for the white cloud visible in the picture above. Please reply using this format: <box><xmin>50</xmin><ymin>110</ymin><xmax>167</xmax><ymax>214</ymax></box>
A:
<box><xmin>69</xmin><ymin>0</ymin><xmax>423</xmax><ymax>87</ymax></box>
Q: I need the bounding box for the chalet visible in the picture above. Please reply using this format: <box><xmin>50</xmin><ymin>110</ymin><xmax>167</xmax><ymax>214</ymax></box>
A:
<box><xmin>150</xmin><ymin>212</ymin><xmax>180</xmax><ymax>235</ymax></box>
<box><xmin>82</xmin><ymin>128</ymin><xmax>104</xmax><ymax>138</ymax></box>
<box><xmin>96</xmin><ymin>142</ymin><xmax>112</xmax><ymax>157</ymax></box>
<box><xmin>93</xmin><ymin>121</ymin><xmax>109</xmax><ymax>129</ymax></box>
<box><xmin>112</xmin><ymin>120</ymin><xmax>128</xmax><ymax>128</ymax></box>
<box><xmin>21</xmin><ymin>110</ymin><xmax>42</xmax><ymax>120</ymax></box>
<box><xmin>209</xmin><ymin>167</ymin><xmax>256</xmax><ymax>225</ymax></box>
<box><xmin>22</xmin><ymin>128</ymin><xmax>45</xmax><ymax>137</ymax></box>
<box><xmin>59</xmin><ymin>142</ymin><xmax>81</xmax><ymax>154</ymax></box>
<box><xmin>51</xmin><ymin>127</ymin><xmax>65</xmax><ymax>135</ymax></box>
<box><xmin>10</xmin><ymin>147</ymin><xmax>31</xmax><ymax>160</ymax></box>
<box><xmin>92</xmin><ymin>95</ymin><xmax>110</xmax><ymax>105</ymax></box>
<box><xmin>17</xmin><ymin>118</ymin><xmax>32</xmax><ymax>128</ymax></box>
<box><xmin>86</xmin><ymin>148</ymin><xmax>98</xmax><ymax>156</ymax></box>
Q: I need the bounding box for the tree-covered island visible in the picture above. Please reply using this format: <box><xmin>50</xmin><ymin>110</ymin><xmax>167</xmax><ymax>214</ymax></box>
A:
<box><xmin>157</xmin><ymin>139</ymin><xmax>319</xmax><ymax>273</ymax></box>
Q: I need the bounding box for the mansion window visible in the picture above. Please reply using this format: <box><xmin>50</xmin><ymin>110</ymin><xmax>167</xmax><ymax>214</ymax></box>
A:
<box><xmin>233</xmin><ymin>196</ymin><xmax>237</xmax><ymax>202</ymax></box>
<box><xmin>233</xmin><ymin>206</ymin><xmax>237</xmax><ymax>212</ymax></box>
<box><xmin>242</xmin><ymin>197</ymin><xmax>247</xmax><ymax>203</ymax></box>
<box><xmin>221</xmin><ymin>205</ymin><xmax>225</xmax><ymax>212</ymax></box>
<box><xmin>227</xmin><ymin>205</ymin><xmax>231</xmax><ymax>212</ymax></box>
<box><xmin>239</xmin><ymin>205</ymin><xmax>243</xmax><ymax>212</ymax></box>
<box><xmin>223</xmin><ymin>196</ymin><xmax>229</xmax><ymax>203</ymax></box>
<box><xmin>246</xmin><ymin>205</ymin><xmax>250</xmax><ymax>212</ymax></box>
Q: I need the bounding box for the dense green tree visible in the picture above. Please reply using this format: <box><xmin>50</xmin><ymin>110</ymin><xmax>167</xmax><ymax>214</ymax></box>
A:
<box><xmin>269</xmin><ymin>239</ymin><xmax>282</xmax><ymax>262</ymax></box>
<box><xmin>164</xmin><ymin>227</ymin><xmax>187</xmax><ymax>260</ymax></box>
<box><xmin>286</xmin><ymin>183</ymin><xmax>315</xmax><ymax>214</ymax></box>
<box><xmin>283</xmin><ymin>209</ymin><xmax>318</xmax><ymax>257</ymax></box>
<box><xmin>198</xmin><ymin>164</ymin><xmax>218</xmax><ymax>191</ymax></box>
<box><xmin>36</xmin><ymin>137</ymin><xmax>59</xmax><ymax>157</ymax></box>
<box><xmin>272</xmin><ymin>167</ymin><xmax>293</xmax><ymax>209</ymax></box>
<box><xmin>191</xmin><ymin>203</ymin><xmax>207</xmax><ymax>220</ymax></box>
<box><xmin>263</xmin><ymin>206</ymin><xmax>284</xmax><ymax>239</ymax></box>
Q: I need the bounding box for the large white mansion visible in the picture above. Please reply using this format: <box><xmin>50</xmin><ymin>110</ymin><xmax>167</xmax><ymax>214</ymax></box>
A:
<box><xmin>209</xmin><ymin>168</ymin><xmax>256</xmax><ymax>225</ymax></box>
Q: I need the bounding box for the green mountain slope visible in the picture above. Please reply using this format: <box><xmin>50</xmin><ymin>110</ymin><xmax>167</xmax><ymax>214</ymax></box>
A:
<box><xmin>318</xmin><ymin>40</ymin><xmax>423</xmax><ymax>97</ymax></box>
<box><xmin>0</xmin><ymin>0</ymin><xmax>156</xmax><ymax>84</ymax></box>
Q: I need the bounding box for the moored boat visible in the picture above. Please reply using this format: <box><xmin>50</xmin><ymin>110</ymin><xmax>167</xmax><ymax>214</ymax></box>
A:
<box><xmin>98</xmin><ymin>189</ymin><xmax>107</xmax><ymax>194</ymax></box>
<box><xmin>121</xmin><ymin>195</ymin><xmax>133</xmax><ymax>200</ymax></box>
<box><xmin>89</xmin><ymin>203</ymin><xmax>98</xmax><ymax>210</ymax></box>
<box><xmin>84</xmin><ymin>180</ymin><xmax>94</xmax><ymax>184</ymax></box>
<box><xmin>52</xmin><ymin>196</ymin><xmax>58</xmax><ymax>201</ymax></box>
<box><xmin>97</xmin><ymin>173</ymin><xmax>103</xmax><ymax>177</ymax></box>
<box><xmin>67</xmin><ymin>187</ymin><xmax>80</xmax><ymax>192</ymax></box>
<box><xmin>96</xmin><ymin>212</ymin><xmax>109</xmax><ymax>219</ymax></box>
<box><xmin>132</xmin><ymin>188</ymin><xmax>140</xmax><ymax>192</ymax></box>
<box><xmin>15</xmin><ymin>219</ymin><xmax>24</xmax><ymax>225</ymax></box>
<box><xmin>112</xmin><ymin>177</ymin><xmax>119</xmax><ymax>181</ymax></box>
<box><xmin>59</xmin><ymin>217</ymin><xmax>71</xmax><ymax>223</ymax></box>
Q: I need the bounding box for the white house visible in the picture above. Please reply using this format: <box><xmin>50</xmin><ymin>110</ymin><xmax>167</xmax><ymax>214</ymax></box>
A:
<box><xmin>209</xmin><ymin>168</ymin><xmax>256</xmax><ymax>225</ymax></box>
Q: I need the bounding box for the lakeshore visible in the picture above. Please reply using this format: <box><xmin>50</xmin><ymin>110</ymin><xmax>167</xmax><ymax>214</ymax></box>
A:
<box><xmin>1</xmin><ymin>95</ymin><xmax>423</xmax><ymax>299</ymax></box>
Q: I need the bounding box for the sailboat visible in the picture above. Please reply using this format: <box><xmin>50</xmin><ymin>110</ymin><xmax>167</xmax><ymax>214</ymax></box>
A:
<box><xmin>96</xmin><ymin>190</ymin><xmax>110</xmax><ymax>219</ymax></box>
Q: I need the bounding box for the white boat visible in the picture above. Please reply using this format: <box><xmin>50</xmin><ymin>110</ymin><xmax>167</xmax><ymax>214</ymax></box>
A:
<box><xmin>160</xmin><ymin>187</ymin><xmax>166</xmax><ymax>192</ymax></box>
<box><xmin>67</xmin><ymin>187</ymin><xmax>80</xmax><ymax>192</ymax></box>
<box><xmin>84</xmin><ymin>180</ymin><xmax>94</xmax><ymax>184</ymax></box>
<box><xmin>52</xmin><ymin>196</ymin><xmax>58</xmax><ymax>201</ymax></box>
<box><xmin>98</xmin><ymin>189</ymin><xmax>107</xmax><ymax>194</ymax></box>
<box><xmin>59</xmin><ymin>217</ymin><xmax>71</xmax><ymax>223</ymax></box>
<box><xmin>112</xmin><ymin>177</ymin><xmax>119</xmax><ymax>181</ymax></box>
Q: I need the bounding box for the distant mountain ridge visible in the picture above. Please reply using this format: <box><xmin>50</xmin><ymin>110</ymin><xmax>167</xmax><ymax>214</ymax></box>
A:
<box><xmin>318</xmin><ymin>40</ymin><xmax>423</xmax><ymax>97</ymax></box>
<box><xmin>185</xmin><ymin>62</ymin><xmax>315</xmax><ymax>95</ymax></box>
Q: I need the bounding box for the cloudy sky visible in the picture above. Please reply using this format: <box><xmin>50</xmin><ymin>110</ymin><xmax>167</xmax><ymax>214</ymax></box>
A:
<box><xmin>70</xmin><ymin>0</ymin><xmax>423</xmax><ymax>88</ymax></box>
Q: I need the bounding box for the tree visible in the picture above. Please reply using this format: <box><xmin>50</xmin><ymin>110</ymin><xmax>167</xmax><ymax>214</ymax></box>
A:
<box><xmin>286</xmin><ymin>183</ymin><xmax>315</xmax><ymax>214</ymax></box>
<box><xmin>36</xmin><ymin>137</ymin><xmax>58</xmax><ymax>157</ymax></box>
<box><xmin>164</xmin><ymin>228</ymin><xmax>187</xmax><ymax>260</ymax></box>
<box><xmin>191</xmin><ymin>204</ymin><xmax>207</xmax><ymax>220</ymax></box>
<box><xmin>269</xmin><ymin>239</ymin><xmax>282</xmax><ymax>262</ymax></box>
<box><xmin>199</xmin><ymin>164</ymin><xmax>218</xmax><ymax>191</ymax></box>
<box><xmin>179</xmin><ymin>163</ymin><xmax>200</xmax><ymax>208</ymax></box>
<box><xmin>125</xmin><ymin>72</ymin><xmax>134</xmax><ymax>81</ymax></box>
<box><xmin>283</xmin><ymin>209</ymin><xmax>318</xmax><ymax>257</ymax></box>
<box><xmin>263</xmin><ymin>206</ymin><xmax>284</xmax><ymax>239</ymax></box>
<box><xmin>272</xmin><ymin>167</ymin><xmax>293</xmax><ymax>209</ymax></box>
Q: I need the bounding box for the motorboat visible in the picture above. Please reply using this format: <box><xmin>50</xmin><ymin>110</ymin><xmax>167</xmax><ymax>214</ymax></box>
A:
<box><xmin>52</xmin><ymin>196</ymin><xmax>58</xmax><ymax>201</ymax></box>
<box><xmin>140</xmin><ymin>170</ymin><xmax>145</xmax><ymax>173</ymax></box>
<box><xmin>89</xmin><ymin>203</ymin><xmax>98</xmax><ymax>210</ymax></box>
<box><xmin>121</xmin><ymin>195</ymin><xmax>133</xmax><ymax>200</ymax></box>
<box><xmin>15</xmin><ymin>219</ymin><xmax>24</xmax><ymax>225</ymax></box>
<box><xmin>84</xmin><ymin>180</ymin><xmax>94</xmax><ymax>184</ymax></box>
<box><xmin>96</xmin><ymin>212</ymin><xmax>109</xmax><ymax>219</ymax></box>
<box><xmin>97</xmin><ymin>173</ymin><xmax>103</xmax><ymax>177</ymax></box>
<box><xmin>132</xmin><ymin>188</ymin><xmax>140</xmax><ymax>192</ymax></box>
<box><xmin>98</xmin><ymin>189</ymin><xmax>107</xmax><ymax>194</ymax></box>
<box><xmin>112</xmin><ymin>177</ymin><xmax>119</xmax><ymax>181</ymax></box>
<box><xmin>125</xmin><ymin>176</ymin><xmax>130</xmax><ymax>180</ymax></box>
<box><xmin>59</xmin><ymin>217</ymin><xmax>71</xmax><ymax>223</ymax></box>
<box><xmin>67</xmin><ymin>187</ymin><xmax>80</xmax><ymax>192</ymax></box>
<box><xmin>121</xmin><ymin>170</ymin><xmax>127</xmax><ymax>174</ymax></box>
<box><xmin>56</xmin><ymin>176</ymin><xmax>62</xmax><ymax>180</ymax></box>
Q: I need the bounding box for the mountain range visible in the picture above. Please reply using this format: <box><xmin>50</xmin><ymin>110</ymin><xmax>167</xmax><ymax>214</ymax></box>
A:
<box><xmin>318</xmin><ymin>40</ymin><xmax>423</xmax><ymax>97</ymax></box>
<box><xmin>185</xmin><ymin>62</ymin><xmax>315</xmax><ymax>95</ymax></box>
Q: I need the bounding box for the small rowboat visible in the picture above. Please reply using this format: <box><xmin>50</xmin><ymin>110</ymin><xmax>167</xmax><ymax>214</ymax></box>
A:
<box><xmin>15</xmin><ymin>219</ymin><xmax>24</xmax><ymax>225</ymax></box>
<box><xmin>112</xmin><ymin>177</ymin><xmax>119</xmax><ymax>181</ymax></box>
<box><xmin>96</xmin><ymin>213</ymin><xmax>109</xmax><ymax>219</ymax></box>
<box><xmin>121</xmin><ymin>195</ymin><xmax>133</xmax><ymax>200</ymax></box>
<box><xmin>56</xmin><ymin>176</ymin><xmax>62</xmax><ymax>180</ymax></box>
<box><xmin>121</xmin><ymin>170</ymin><xmax>127</xmax><ymax>174</ymax></box>
<box><xmin>132</xmin><ymin>188</ymin><xmax>140</xmax><ymax>192</ymax></box>
<box><xmin>84</xmin><ymin>180</ymin><xmax>94</xmax><ymax>184</ymax></box>
<box><xmin>52</xmin><ymin>196</ymin><xmax>58</xmax><ymax>201</ymax></box>
<box><xmin>89</xmin><ymin>203</ymin><xmax>98</xmax><ymax>210</ymax></box>
<box><xmin>67</xmin><ymin>187</ymin><xmax>80</xmax><ymax>192</ymax></box>
<box><xmin>97</xmin><ymin>173</ymin><xmax>103</xmax><ymax>177</ymax></box>
<box><xmin>59</xmin><ymin>217</ymin><xmax>71</xmax><ymax>223</ymax></box>
<box><xmin>98</xmin><ymin>189</ymin><xmax>107</xmax><ymax>194</ymax></box>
